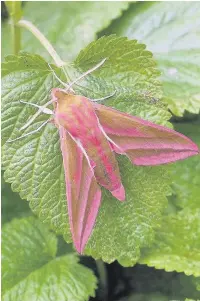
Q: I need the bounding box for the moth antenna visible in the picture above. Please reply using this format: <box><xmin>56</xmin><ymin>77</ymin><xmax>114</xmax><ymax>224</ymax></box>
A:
<box><xmin>7</xmin><ymin>119</ymin><xmax>51</xmax><ymax>143</ymax></box>
<box><xmin>48</xmin><ymin>63</ymin><xmax>74</xmax><ymax>93</ymax></box>
<box><xmin>61</xmin><ymin>65</ymin><xmax>73</xmax><ymax>83</ymax></box>
<box><xmin>91</xmin><ymin>90</ymin><xmax>116</xmax><ymax>102</ymax></box>
<box><xmin>66</xmin><ymin>58</ymin><xmax>107</xmax><ymax>91</ymax></box>
<box><xmin>20</xmin><ymin>100</ymin><xmax>54</xmax><ymax>131</ymax></box>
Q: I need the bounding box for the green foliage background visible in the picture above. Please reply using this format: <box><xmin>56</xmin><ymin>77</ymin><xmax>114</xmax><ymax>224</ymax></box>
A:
<box><xmin>1</xmin><ymin>1</ymin><xmax>200</xmax><ymax>301</ymax></box>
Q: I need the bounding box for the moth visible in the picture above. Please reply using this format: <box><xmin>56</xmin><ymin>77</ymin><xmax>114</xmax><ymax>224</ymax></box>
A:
<box><xmin>8</xmin><ymin>58</ymin><xmax>199</xmax><ymax>253</ymax></box>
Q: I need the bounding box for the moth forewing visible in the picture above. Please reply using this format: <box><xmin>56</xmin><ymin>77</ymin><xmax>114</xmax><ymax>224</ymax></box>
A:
<box><xmin>93</xmin><ymin>103</ymin><xmax>199</xmax><ymax>165</ymax></box>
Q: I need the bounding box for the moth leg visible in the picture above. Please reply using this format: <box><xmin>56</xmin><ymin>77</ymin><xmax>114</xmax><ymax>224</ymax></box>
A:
<box><xmin>19</xmin><ymin>100</ymin><xmax>54</xmax><ymax>130</ymax></box>
<box><xmin>61</xmin><ymin>66</ymin><xmax>73</xmax><ymax>86</ymax></box>
<box><xmin>65</xmin><ymin>58</ymin><xmax>107</xmax><ymax>91</ymax></box>
<box><xmin>7</xmin><ymin>118</ymin><xmax>51</xmax><ymax>143</ymax></box>
<box><xmin>91</xmin><ymin>90</ymin><xmax>116</xmax><ymax>102</ymax></box>
<box><xmin>20</xmin><ymin>100</ymin><xmax>53</xmax><ymax>114</ymax></box>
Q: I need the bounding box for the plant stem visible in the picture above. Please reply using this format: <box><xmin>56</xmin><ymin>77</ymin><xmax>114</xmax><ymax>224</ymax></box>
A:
<box><xmin>18</xmin><ymin>20</ymin><xmax>65</xmax><ymax>67</ymax></box>
<box><xmin>96</xmin><ymin>259</ymin><xmax>108</xmax><ymax>301</ymax></box>
<box><xmin>11</xmin><ymin>19</ymin><xmax>21</xmax><ymax>55</ymax></box>
<box><xmin>5</xmin><ymin>1</ymin><xmax>22</xmax><ymax>55</ymax></box>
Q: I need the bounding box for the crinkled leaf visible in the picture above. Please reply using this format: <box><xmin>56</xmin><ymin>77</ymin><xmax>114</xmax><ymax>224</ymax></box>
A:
<box><xmin>2</xmin><ymin>1</ymin><xmax>129</xmax><ymax>60</ymax></box>
<box><xmin>2</xmin><ymin>36</ymin><xmax>172</xmax><ymax>266</ymax></box>
<box><xmin>170</xmin><ymin>120</ymin><xmax>200</xmax><ymax>209</ymax></box>
<box><xmin>2</xmin><ymin>217</ymin><xmax>57</xmax><ymax>294</ymax></box>
<box><xmin>140</xmin><ymin>209</ymin><xmax>200</xmax><ymax>276</ymax></box>
<box><xmin>105</xmin><ymin>2</ymin><xmax>200</xmax><ymax>116</ymax></box>
<box><xmin>2</xmin><ymin>217</ymin><xmax>97</xmax><ymax>301</ymax></box>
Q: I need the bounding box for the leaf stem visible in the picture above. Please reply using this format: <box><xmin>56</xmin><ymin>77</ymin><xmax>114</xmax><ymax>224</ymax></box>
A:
<box><xmin>17</xmin><ymin>20</ymin><xmax>65</xmax><ymax>67</ymax></box>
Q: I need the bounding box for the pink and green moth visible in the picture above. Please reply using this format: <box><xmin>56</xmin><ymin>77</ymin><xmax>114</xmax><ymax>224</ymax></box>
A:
<box><xmin>9</xmin><ymin>58</ymin><xmax>199</xmax><ymax>253</ymax></box>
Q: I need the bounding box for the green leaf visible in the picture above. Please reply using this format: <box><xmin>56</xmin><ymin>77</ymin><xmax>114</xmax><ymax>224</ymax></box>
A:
<box><xmin>104</xmin><ymin>2</ymin><xmax>200</xmax><ymax>116</ymax></box>
<box><xmin>2</xmin><ymin>217</ymin><xmax>57</xmax><ymax>293</ymax></box>
<box><xmin>2</xmin><ymin>36</ymin><xmax>172</xmax><ymax>266</ymax></box>
<box><xmin>170</xmin><ymin>120</ymin><xmax>200</xmax><ymax>209</ymax></box>
<box><xmin>2</xmin><ymin>1</ymin><xmax>129</xmax><ymax>61</ymax></box>
<box><xmin>2</xmin><ymin>217</ymin><xmax>97</xmax><ymax>301</ymax></box>
<box><xmin>140</xmin><ymin>209</ymin><xmax>200</xmax><ymax>276</ymax></box>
